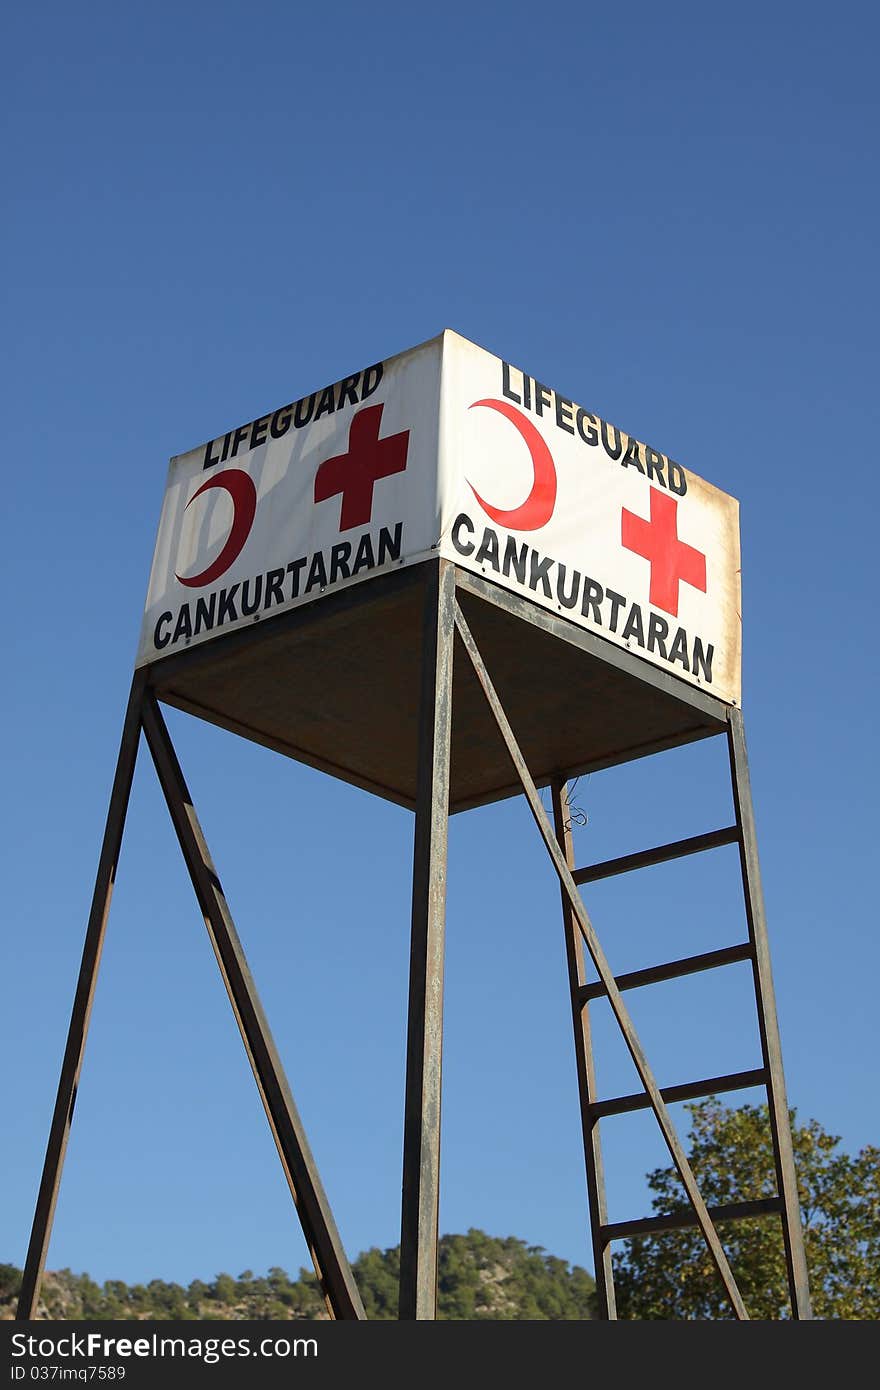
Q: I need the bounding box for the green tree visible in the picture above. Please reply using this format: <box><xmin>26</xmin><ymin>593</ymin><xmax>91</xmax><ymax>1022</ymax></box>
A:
<box><xmin>211</xmin><ymin>1272</ymin><xmax>236</xmax><ymax>1306</ymax></box>
<box><xmin>354</xmin><ymin>1246</ymin><xmax>400</xmax><ymax>1319</ymax></box>
<box><xmin>184</xmin><ymin>1277</ymin><xmax>208</xmax><ymax>1316</ymax></box>
<box><xmin>613</xmin><ymin>1099</ymin><xmax>880</xmax><ymax>1320</ymax></box>
<box><xmin>0</xmin><ymin>1264</ymin><xmax>22</xmax><ymax>1300</ymax></box>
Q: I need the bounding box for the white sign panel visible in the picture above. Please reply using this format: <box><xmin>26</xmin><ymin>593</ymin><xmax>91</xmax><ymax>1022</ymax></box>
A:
<box><xmin>438</xmin><ymin>333</ymin><xmax>741</xmax><ymax>705</ymax></box>
<box><xmin>138</xmin><ymin>330</ymin><xmax>741</xmax><ymax>706</ymax></box>
<box><xmin>137</xmin><ymin>339</ymin><xmax>443</xmax><ymax>668</ymax></box>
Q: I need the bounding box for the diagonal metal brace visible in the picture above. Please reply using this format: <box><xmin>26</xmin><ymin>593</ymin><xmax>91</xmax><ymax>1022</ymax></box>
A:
<box><xmin>453</xmin><ymin>598</ymin><xmax>749</xmax><ymax>1320</ymax></box>
<box><xmin>17</xmin><ymin>671</ymin><xmax>147</xmax><ymax>1320</ymax></box>
<box><xmin>141</xmin><ymin>693</ymin><xmax>365</xmax><ymax>1321</ymax></box>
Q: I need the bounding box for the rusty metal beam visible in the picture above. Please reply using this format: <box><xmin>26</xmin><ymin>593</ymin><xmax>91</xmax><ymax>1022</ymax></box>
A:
<box><xmin>590</xmin><ymin>1067</ymin><xmax>768</xmax><ymax>1119</ymax></box>
<box><xmin>17</xmin><ymin>671</ymin><xmax>147</xmax><ymax>1321</ymax></box>
<box><xmin>551</xmin><ymin>780</ymin><xmax>616</xmax><ymax>1319</ymax></box>
<box><xmin>578</xmin><ymin>942</ymin><xmax>754</xmax><ymax>1003</ymax></box>
<box><xmin>453</xmin><ymin>598</ymin><xmax>749</xmax><ymax>1320</ymax></box>
<box><xmin>601</xmin><ymin>1197</ymin><xmax>783</xmax><ymax>1244</ymax></box>
<box><xmin>398</xmin><ymin>559</ymin><xmax>455</xmax><ymax>1320</ymax></box>
<box><xmin>140</xmin><ymin>693</ymin><xmax>365</xmax><ymax>1321</ymax></box>
<box><xmin>727</xmin><ymin>708</ymin><xmax>812</xmax><ymax>1319</ymax></box>
<box><xmin>573</xmin><ymin>826</ymin><xmax>740</xmax><ymax>886</ymax></box>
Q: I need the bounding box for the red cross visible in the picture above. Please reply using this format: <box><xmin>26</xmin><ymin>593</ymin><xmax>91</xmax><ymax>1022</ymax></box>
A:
<box><xmin>313</xmin><ymin>403</ymin><xmax>409</xmax><ymax>531</ymax></box>
<box><xmin>621</xmin><ymin>487</ymin><xmax>707</xmax><ymax>617</ymax></box>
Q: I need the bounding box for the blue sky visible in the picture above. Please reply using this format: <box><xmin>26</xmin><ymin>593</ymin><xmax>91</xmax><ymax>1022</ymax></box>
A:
<box><xmin>2</xmin><ymin>2</ymin><xmax>878</xmax><ymax>1290</ymax></box>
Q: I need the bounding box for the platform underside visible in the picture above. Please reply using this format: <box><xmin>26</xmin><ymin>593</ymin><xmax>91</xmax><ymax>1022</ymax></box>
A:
<box><xmin>146</xmin><ymin>562</ymin><xmax>729</xmax><ymax>814</ymax></box>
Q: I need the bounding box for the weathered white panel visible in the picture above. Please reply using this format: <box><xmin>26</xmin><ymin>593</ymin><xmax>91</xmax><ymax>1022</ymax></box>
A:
<box><xmin>438</xmin><ymin>332</ymin><xmax>741</xmax><ymax>705</ymax></box>
<box><xmin>137</xmin><ymin>337</ymin><xmax>443</xmax><ymax>666</ymax></box>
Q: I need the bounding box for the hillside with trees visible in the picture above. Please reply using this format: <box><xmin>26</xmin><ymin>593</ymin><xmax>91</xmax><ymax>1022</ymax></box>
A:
<box><xmin>0</xmin><ymin>1231</ymin><xmax>596</xmax><ymax>1321</ymax></box>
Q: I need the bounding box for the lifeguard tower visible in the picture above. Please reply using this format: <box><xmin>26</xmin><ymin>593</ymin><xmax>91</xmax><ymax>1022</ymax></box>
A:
<box><xmin>18</xmin><ymin>331</ymin><xmax>811</xmax><ymax>1320</ymax></box>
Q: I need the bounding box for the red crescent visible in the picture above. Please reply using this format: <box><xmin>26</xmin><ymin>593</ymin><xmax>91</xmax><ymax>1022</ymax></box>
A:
<box><xmin>466</xmin><ymin>398</ymin><xmax>557</xmax><ymax>531</ymax></box>
<box><xmin>176</xmin><ymin>469</ymin><xmax>258</xmax><ymax>588</ymax></box>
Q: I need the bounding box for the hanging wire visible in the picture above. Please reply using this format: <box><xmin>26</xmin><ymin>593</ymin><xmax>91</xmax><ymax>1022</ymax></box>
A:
<box><xmin>563</xmin><ymin>775</ymin><xmax>590</xmax><ymax>830</ymax></box>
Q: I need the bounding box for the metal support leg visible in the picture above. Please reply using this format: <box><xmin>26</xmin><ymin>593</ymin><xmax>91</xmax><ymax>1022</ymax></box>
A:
<box><xmin>454</xmin><ymin>597</ymin><xmax>749</xmax><ymax>1319</ymax></box>
<box><xmin>727</xmin><ymin>708</ymin><xmax>812</xmax><ymax>1319</ymax></box>
<box><xmin>141</xmin><ymin>694</ymin><xmax>365</xmax><ymax>1321</ymax></box>
<box><xmin>551</xmin><ymin>780</ymin><xmax>616</xmax><ymax>1319</ymax></box>
<box><xmin>399</xmin><ymin>560</ymin><xmax>455</xmax><ymax>1320</ymax></box>
<box><xmin>17</xmin><ymin>672</ymin><xmax>146</xmax><ymax>1320</ymax></box>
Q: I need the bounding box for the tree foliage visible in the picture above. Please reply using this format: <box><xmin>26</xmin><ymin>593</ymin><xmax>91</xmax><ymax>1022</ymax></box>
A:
<box><xmin>612</xmin><ymin>1099</ymin><xmax>880</xmax><ymax>1320</ymax></box>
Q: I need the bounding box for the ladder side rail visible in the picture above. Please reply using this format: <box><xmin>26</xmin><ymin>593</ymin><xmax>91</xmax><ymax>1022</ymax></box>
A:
<box><xmin>551</xmin><ymin>779</ymin><xmax>616</xmax><ymax>1319</ymax></box>
<box><xmin>727</xmin><ymin>709</ymin><xmax>812</xmax><ymax>1319</ymax></box>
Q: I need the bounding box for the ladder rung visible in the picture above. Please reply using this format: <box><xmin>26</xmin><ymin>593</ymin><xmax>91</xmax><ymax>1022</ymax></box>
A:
<box><xmin>572</xmin><ymin>826</ymin><xmax>740</xmax><ymax>886</ymax></box>
<box><xmin>600</xmin><ymin>1197</ymin><xmax>783</xmax><ymax>1245</ymax></box>
<box><xmin>578</xmin><ymin>942</ymin><xmax>753</xmax><ymax>1004</ymax></box>
<box><xmin>589</xmin><ymin>1067</ymin><xmax>767</xmax><ymax>1119</ymax></box>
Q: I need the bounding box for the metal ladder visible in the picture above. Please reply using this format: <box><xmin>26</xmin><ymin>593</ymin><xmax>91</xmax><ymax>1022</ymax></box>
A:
<box><xmin>549</xmin><ymin>707</ymin><xmax>811</xmax><ymax>1319</ymax></box>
